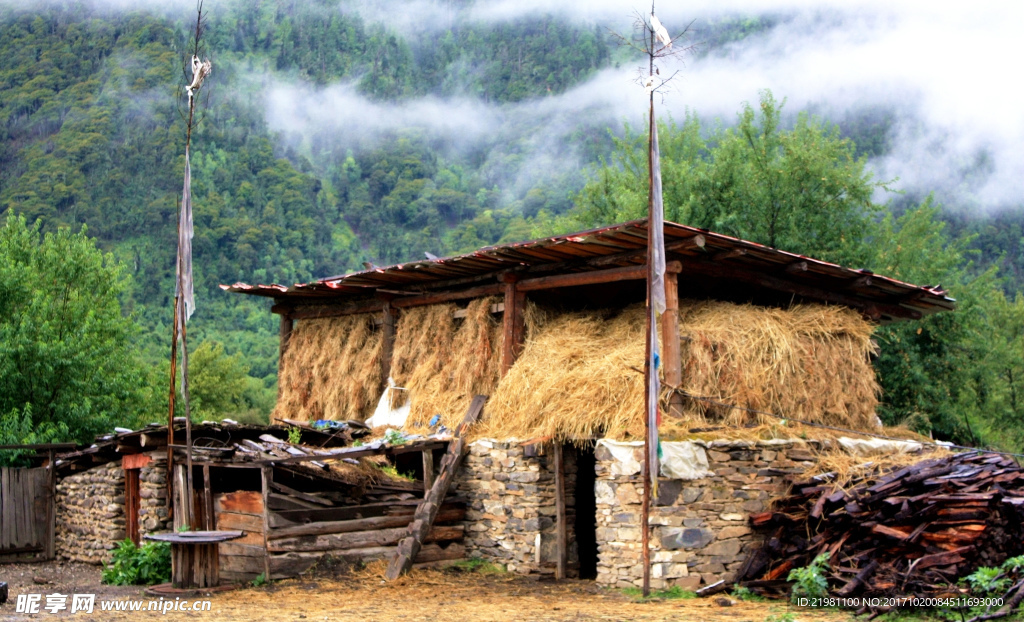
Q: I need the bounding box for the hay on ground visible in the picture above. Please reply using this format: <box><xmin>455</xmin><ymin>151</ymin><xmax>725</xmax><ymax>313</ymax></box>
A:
<box><xmin>481</xmin><ymin>301</ymin><xmax>880</xmax><ymax>442</ymax></box>
<box><xmin>273</xmin><ymin>314</ymin><xmax>383</xmax><ymax>422</ymax></box>
<box><xmin>390</xmin><ymin>298</ymin><xmax>503</xmax><ymax>432</ymax></box>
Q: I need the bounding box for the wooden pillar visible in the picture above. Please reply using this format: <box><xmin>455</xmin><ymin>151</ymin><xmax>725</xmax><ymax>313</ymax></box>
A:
<box><xmin>278</xmin><ymin>312</ymin><xmax>293</xmax><ymax>394</ymax></box>
<box><xmin>662</xmin><ymin>266</ymin><xmax>683</xmax><ymax>417</ymax></box>
<box><xmin>379</xmin><ymin>298</ymin><xmax>397</xmax><ymax>387</ymax></box>
<box><xmin>501</xmin><ymin>275</ymin><xmax>526</xmax><ymax>375</ymax></box>
<box><xmin>46</xmin><ymin>449</ymin><xmax>55</xmax><ymax>560</ymax></box>
<box><xmin>422</xmin><ymin>449</ymin><xmax>435</xmax><ymax>494</ymax></box>
<box><xmin>261</xmin><ymin>466</ymin><xmax>272</xmax><ymax>580</ymax></box>
<box><xmin>553</xmin><ymin>442</ymin><xmax>567</xmax><ymax>580</ymax></box>
<box><xmin>202</xmin><ymin>465</ymin><xmax>213</xmax><ymax>531</ymax></box>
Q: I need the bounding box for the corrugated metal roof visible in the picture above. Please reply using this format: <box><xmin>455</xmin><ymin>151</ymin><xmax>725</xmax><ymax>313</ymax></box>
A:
<box><xmin>221</xmin><ymin>219</ymin><xmax>954</xmax><ymax>322</ymax></box>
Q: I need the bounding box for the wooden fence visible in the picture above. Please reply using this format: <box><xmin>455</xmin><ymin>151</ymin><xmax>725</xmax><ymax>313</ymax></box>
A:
<box><xmin>0</xmin><ymin>466</ymin><xmax>55</xmax><ymax>562</ymax></box>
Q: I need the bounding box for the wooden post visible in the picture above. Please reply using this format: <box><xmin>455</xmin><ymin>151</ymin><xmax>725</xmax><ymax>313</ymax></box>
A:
<box><xmin>379</xmin><ymin>298</ymin><xmax>397</xmax><ymax>388</ymax></box>
<box><xmin>202</xmin><ymin>465</ymin><xmax>213</xmax><ymax>531</ymax></box>
<box><xmin>553</xmin><ymin>442</ymin><xmax>567</xmax><ymax>580</ymax></box>
<box><xmin>501</xmin><ymin>275</ymin><xmax>526</xmax><ymax>375</ymax></box>
<box><xmin>261</xmin><ymin>466</ymin><xmax>272</xmax><ymax>580</ymax></box>
<box><xmin>385</xmin><ymin>396</ymin><xmax>487</xmax><ymax>580</ymax></box>
<box><xmin>46</xmin><ymin>449</ymin><xmax>55</xmax><ymax>560</ymax></box>
<box><xmin>278</xmin><ymin>312</ymin><xmax>293</xmax><ymax>400</ymax></box>
<box><xmin>662</xmin><ymin>267</ymin><xmax>683</xmax><ymax>417</ymax></box>
<box><xmin>422</xmin><ymin>449</ymin><xmax>435</xmax><ymax>494</ymax></box>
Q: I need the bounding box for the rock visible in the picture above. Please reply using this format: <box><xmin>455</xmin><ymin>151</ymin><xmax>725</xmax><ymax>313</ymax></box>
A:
<box><xmin>656</xmin><ymin>480</ymin><xmax>682</xmax><ymax>505</ymax></box>
<box><xmin>661</xmin><ymin>527</ymin><xmax>715</xmax><ymax>550</ymax></box>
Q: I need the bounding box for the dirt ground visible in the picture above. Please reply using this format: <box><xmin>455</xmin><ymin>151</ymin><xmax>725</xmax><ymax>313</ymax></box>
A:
<box><xmin>1</xmin><ymin>560</ymin><xmax>854</xmax><ymax>622</ymax></box>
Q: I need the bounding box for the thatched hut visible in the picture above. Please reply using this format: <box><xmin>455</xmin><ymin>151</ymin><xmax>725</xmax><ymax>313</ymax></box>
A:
<box><xmin>225</xmin><ymin>219</ymin><xmax>954</xmax><ymax>589</ymax></box>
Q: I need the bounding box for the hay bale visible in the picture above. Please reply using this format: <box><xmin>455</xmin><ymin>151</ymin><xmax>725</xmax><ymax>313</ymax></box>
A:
<box><xmin>274</xmin><ymin>313</ymin><xmax>383</xmax><ymax>422</ymax></box>
<box><xmin>482</xmin><ymin>301</ymin><xmax>880</xmax><ymax>442</ymax></box>
<box><xmin>676</xmin><ymin>302</ymin><xmax>879</xmax><ymax>430</ymax></box>
<box><xmin>391</xmin><ymin>298</ymin><xmax>503</xmax><ymax>430</ymax></box>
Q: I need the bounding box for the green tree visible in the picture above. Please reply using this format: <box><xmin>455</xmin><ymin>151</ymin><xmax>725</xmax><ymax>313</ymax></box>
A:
<box><xmin>0</xmin><ymin>214</ymin><xmax>146</xmax><ymax>448</ymax></box>
<box><xmin>572</xmin><ymin>90</ymin><xmax>885</xmax><ymax>266</ymax></box>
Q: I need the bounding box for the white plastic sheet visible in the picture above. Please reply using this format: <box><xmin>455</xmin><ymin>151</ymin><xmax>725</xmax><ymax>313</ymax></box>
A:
<box><xmin>837</xmin><ymin>437</ymin><xmax>925</xmax><ymax>457</ymax></box>
<box><xmin>364</xmin><ymin>377</ymin><xmax>410</xmax><ymax>428</ymax></box>
<box><xmin>597</xmin><ymin>439</ymin><xmax>713</xmax><ymax>481</ymax></box>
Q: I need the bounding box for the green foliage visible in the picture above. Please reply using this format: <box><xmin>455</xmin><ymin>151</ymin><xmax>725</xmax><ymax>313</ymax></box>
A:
<box><xmin>765</xmin><ymin>614</ymin><xmax>797</xmax><ymax>622</ymax></box>
<box><xmin>376</xmin><ymin>462</ymin><xmax>414</xmax><ymax>482</ymax></box>
<box><xmin>965</xmin><ymin>565</ymin><xmax>1010</xmax><ymax>596</ymax></box>
<box><xmin>383</xmin><ymin>428</ymin><xmax>408</xmax><ymax>446</ymax></box>
<box><xmin>250</xmin><ymin>572</ymin><xmax>268</xmax><ymax>587</ymax></box>
<box><xmin>732</xmin><ymin>585</ymin><xmax>766</xmax><ymax>602</ymax></box>
<box><xmin>0</xmin><ymin>214</ymin><xmax>146</xmax><ymax>442</ymax></box>
<box><xmin>287</xmin><ymin>427</ymin><xmax>301</xmax><ymax>444</ymax></box>
<box><xmin>102</xmin><ymin>539</ymin><xmax>172</xmax><ymax>586</ymax></box>
<box><xmin>621</xmin><ymin>585</ymin><xmax>697</xmax><ymax>601</ymax></box>
<box><xmin>0</xmin><ymin>404</ymin><xmax>67</xmax><ymax>467</ymax></box>
<box><xmin>572</xmin><ymin>91</ymin><xmax>884</xmax><ymax>267</ymax></box>
<box><xmin>787</xmin><ymin>552</ymin><xmax>831</xmax><ymax>603</ymax></box>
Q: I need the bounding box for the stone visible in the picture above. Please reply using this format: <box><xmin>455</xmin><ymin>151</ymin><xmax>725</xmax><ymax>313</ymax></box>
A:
<box><xmin>707</xmin><ymin>450</ymin><xmax>732</xmax><ymax>462</ymax></box>
<box><xmin>656</xmin><ymin>480</ymin><xmax>682</xmax><ymax>505</ymax></box>
<box><xmin>615</xmin><ymin>483</ymin><xmax>640</xmax><ymax>505</ymax></box>
<box><xmin>660</xmin><ymin>527</ymin><xmax>714</xmax><ymax>550</ymax></box>
<box><xmin>701</xmin><ymin>539</ymin><xmax>742</xmax><ymax>558</ymax></box>
<box><xmin>681</xmin><ymin>487</ymin><xmax>703</xmax><ymax>503</ymax></box>
<box><xmin>595</xmin><ymin>481</ymin><xmax>616</xmax><ymax>505</ymax></box>
<box><xmin>719</xmin><ymin>513</ymin><xmax>745</xmax><ymax>521</ymax></box>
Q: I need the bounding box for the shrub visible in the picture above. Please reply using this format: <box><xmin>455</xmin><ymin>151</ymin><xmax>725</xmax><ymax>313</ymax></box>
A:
<box><xmin>102</xmin><ymin>539</ymin><xmax>172</xmax><ymax>586</ymax></box>
<box><xmin>788</xmin><ymin>552</ymin><xmax>831</xmax><ymax>603</ymax></box>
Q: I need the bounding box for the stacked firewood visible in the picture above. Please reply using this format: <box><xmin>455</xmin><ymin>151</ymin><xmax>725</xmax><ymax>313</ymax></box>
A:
<box><xmin>740</xmin><ymin>452</ymin><xmax>1024</xmax><ymax>598</ymax></box>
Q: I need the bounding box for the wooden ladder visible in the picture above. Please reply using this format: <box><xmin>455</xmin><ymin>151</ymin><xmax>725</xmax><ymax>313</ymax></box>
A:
<box><xmin>385</xmin><ymin>395</ymin><xmax>487</xmax><ymax>580</ymax></box>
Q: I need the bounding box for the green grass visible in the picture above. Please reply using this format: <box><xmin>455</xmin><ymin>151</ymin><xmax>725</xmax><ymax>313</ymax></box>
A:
<box><xmin>732</xmin><ymin>585</ymin><xmax>767</xmax><ymax>602</ymax></box>
<box><xmin>621</xmin><ymin>585</ymin><xmax>697</xmax><ymax>601</ymax></box>
<box><xmin>449</xmin><ymin>559</ymin><xmax>506</xmax><ymax>574</ymax></box>
<box><xmin>376</xmin><ymin>463</ymin><xmax>416</xmax><ymax>481</ymax></box>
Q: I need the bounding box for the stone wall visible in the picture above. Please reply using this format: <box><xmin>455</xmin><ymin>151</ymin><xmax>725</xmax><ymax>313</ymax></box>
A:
<box><xmin>138</xmin><ymin>454</ymin><xmax>171</xmax><ymax>536</ymax></box>
<box><xmin>594</xmin><ymin>440</ymin><xmax>817</xmax><ymax>590</ymax></box>
<box><xmin>55</xmin><ymin>461</ymin><xmax>125</xmax><ymax>563</ymax></box>
<box><xmin>55</xmin><ymin>452</ymin><xmax>171</xmax><ymax>564</ymax></box>
<box><xmin>454</xmin><ymin>440</ymin><xmax>579</xmax><ymax>575</ymax></box>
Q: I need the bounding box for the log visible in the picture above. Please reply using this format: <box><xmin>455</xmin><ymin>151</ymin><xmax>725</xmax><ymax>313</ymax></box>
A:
<box><xmin>216</xmin><ymin>512</ymin><xmax>264</xmax><ymax>534</ymax></box>
<box><xmin>268</xmin><ymin>480</ymin><xmax>333</xmax><ymax>506</ymax></box>
<box><xmin>267</xmin><ymin>525</ymin><xmax>464</xmax><ymax>553</ymax></box>
<box><xmin>385</xmin><ymin>396</ymin><xmax>486</xmax><ymax>580</ymax></box>
<box><xmin>554</xmin><ymin>442</ymin><xmax>567</xmax><ymax>580</ymax></box>
<box><xmin>267</xmin><ymin>506</ymin><xmax>465</xmax><ymax>540</ymax></box>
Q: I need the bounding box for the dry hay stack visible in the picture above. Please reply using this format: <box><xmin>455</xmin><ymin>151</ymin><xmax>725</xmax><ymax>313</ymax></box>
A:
<box><xmin>677</xmin><ymin>301</ymin><xmax>879</xmax><ymax>430</ymax></box>
<box><xmin>391</xmin><ymin>297</ymin><xmax>503</xmax><ymax>430</ymax></box>
<box><xmin>483</xmin><ymin>300</ymin><xmax>879</xmax><ymax>442</ymax></box>
<box><xmin>482</xmin><ymin>305</ymin><xmax>647</xmax><ymax>441</ymax></box>
<box><xmin>274</xmin><ymin>314</ymin><xmax>383</xmax><ymax>422</ymax></box>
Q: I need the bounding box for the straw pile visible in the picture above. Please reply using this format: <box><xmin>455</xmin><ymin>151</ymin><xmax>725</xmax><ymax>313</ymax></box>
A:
<box><xmin>481</xmin><ymin>300</ymin><xmax>880</xmax><ymax>442</ymax></box>
<box><xmin>273</xmin><ymin>314</ymin><xmax>383</xmax><ymax>422</ymax></box>
<box><xmin>676</xmin><ymin>301</ymin><xmax>879</xmax><ymax>429</ymax></box>
<box><xmin>390</xmin><ymin>298</ymin><xmax>504</xmax><ymax>430</ymax></box>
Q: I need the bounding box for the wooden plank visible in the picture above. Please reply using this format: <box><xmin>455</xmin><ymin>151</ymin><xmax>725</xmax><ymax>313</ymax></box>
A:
<box><xmin>220</xmin><ymin>554</ymin><xmax>267</xmax><ymax>575</ymax></box>
<box><xmin>268</xmin><ymin>524</ymin><xmax>463</xmax><ymax>553</ymax></box>
<box><xmin>219</xmin><ymin>542</ymin><xmax>267</xmax><ymax>557</ymax></box>
<box><xmin>268</xmin><ymin>506</ymin><xmax>464</xmax><ymax>540</ymax></box>
<box><xmin>203</xmin><ymin>466</ymin><xmax>213</xmax><ymax>531</ymax></box>
<box><xmin>268</xmin><ymin>480</ymin><xmax>333</xmax><ymax>507</ymax></box>
<box><xmin>258</xmin><ymin>440</ymin><xmax>447</xmax><ymax>466</ymax></box>
<box><xmin>261</xmin><ymin>467</ymin><xmax>272</xmax><ymax>580</ymax></box>
<box><xmin>215</xmin><ymin>491</ymin><xmax>264</xmax><ymax>516</ymax></box>
<box><xmin>385</xmin><ymin>395</ymin><xmax>486</xmax><ymax>580</ymax></box>
<box><xmin>217</xmin><ymin>512</ymin><xmax>265</xmax><ymax>534</ymax></box>
<box><xmin>553</xmin><ymin>443</ymin><xmax>567</xmax><ymax>580</ymax></box>
<box><xmin>46</xmin><ymin>454</ymin><xmax>55</xmax><ymax>560</ymax></box>
<box><xmin>1</xmin><ymin>468</ymin><xmax>11</xmax><ymax>550</ymax></box>
<box><xmin>269</xmin><ymin>499</ymin><xmax>438</xmax><ymax>527</ymax></box>
<box><xmin>270</xmin><ymin>542</ymin><xmax>466</xmax><ymax>579</ymax></box>
<box><xmin>422</xmin><ymin>449</ymin><xmax>435</xmax><ymax>494</ymax></box>
<box><xmin>392</xmin><ymin>284</ymin><xmax>504</xmax><ymax>309</ymax></box>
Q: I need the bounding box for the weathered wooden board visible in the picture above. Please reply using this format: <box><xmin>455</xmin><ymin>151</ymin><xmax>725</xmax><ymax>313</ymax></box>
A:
<box><xmin>0</xmin><ymin>467</ymin><xmax>51</xmax><ymax>559</ymax></box>
<box><xmin>220</xmin><ymin>554</ymin><xmax>266</xmax><ymax>575</ymax></box>
<box><xmin>215</xmin><ymin>491</ymin><xmax>264</xmax><ymax>516</ymax></box>
<box><xmin>270</xmin><ymin>542</ymin><xmax>465</xmax><ymax>579</ymax></box>
<box><xmin>268</xmin><ymin>506</ymin><xmax>465</xmax><ymax>540</ymax></box>
<box><xmin>216</xmin><ymin>512</ymin><xmax>265</xmax><ymax>535</ymax></box>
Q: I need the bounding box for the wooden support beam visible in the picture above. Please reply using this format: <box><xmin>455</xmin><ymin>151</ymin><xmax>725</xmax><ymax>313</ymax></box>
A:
<box><xmin>202</xmin><ymin>465</ymin><xmax>213</xmax><ymax>531</ymax></box>
<box><xmin>385</xmin><ymin>395</ymin><xmax>487</xmax><ymax>580</ymax></box>
<box><xmin>661</xmin><ymin>271</ymin><xmax>683</xmax><ymax>418</ymax></box>
<box><xmin>586</xmin><ymin>234</ymin><xmax>705</xmax><ymax>268</ymax></box>
<box><xmin>379</xmin><ymin>298</ymin><xmax>397</xmax><ymax>388</ymax></box>
<box><xmin>710</xmin><ymin>248</ymin><xmax>746</xmax><ymax>262</ymax></box>
<box><xmin>553</xmin><ymin>442</ymin><xmax>567</xmax><ymax>580</ymax></box>
<box><xmin>517</xmin><ymin>261</ymin><xmax>681</xmax><ymax>293</ymax></box>
<box><xmin>501</xmin><ymin>275</ymin><xmax>526</xmax><ymax>375</ymax></box>
<box><xmin>422</xmin><ymin>449</ymin><xmax>435</xmax><ymax>494</ymax></box>
<box><xmin>278</xmin><ymin>313</ymin><xmax>293</xmax><ymax>362</ymax></box>
<box><xmin>784</xmin><ymin>261</ymin><xmax>809</xmax><ymax>274</ymax></box>
<box><xmin>261</xmin><ymin>466</ymin><xmax>272</xmax><ymax>580</ymax></box>
<box><xmin>273</xmin><ymin>299</ymin><xmax>384</xmax><ymax>319</ymax></box>
<box><xmin>392</xmin><ymin>283</ymin><xmax>504</xmax><ymax>308</ymax></box>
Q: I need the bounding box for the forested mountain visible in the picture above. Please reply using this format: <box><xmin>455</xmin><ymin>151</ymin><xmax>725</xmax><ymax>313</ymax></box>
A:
<box><xmin>1</xmin><ymin>0</ymin><xmax>1022</xmax><ymax>451</ymax></box>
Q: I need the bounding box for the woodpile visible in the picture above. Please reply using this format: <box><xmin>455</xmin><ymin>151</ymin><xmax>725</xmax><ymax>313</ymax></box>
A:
<box><xmin>740</xmin><ymin>452</ymin><xmax>1024</xmax><ymax>598</ymax></box>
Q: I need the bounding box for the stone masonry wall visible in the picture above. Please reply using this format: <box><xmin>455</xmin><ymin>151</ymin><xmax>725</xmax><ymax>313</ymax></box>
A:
<box><xmin>454</xmin><ymin>440</ymin><xmax>579</xmax><ymax>575</ymax></box>
<box><xmin>138</xmin><ymin>453</ymin><xmax>171</xmax><ymax>536</ymax></box>
<box><xmin>594</xmin><ymin>440</ymin><xmax>818</xmax><ymax>590</ymax></box>
<box><xmin>55</xmin><ymin>453</ymin><xmax>171</xmax><ymax>564</ymax></box>
<box><xmin>55</xmin><ymin>461</ymin><xmax>125</xmax><ymax>563</ymax></box>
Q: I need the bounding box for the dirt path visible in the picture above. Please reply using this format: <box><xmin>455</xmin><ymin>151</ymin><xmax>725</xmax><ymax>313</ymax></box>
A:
<box><xmin>2</xmin><ymin>560</ymin><xmax>854</xmax><ymax>621</ymax></box>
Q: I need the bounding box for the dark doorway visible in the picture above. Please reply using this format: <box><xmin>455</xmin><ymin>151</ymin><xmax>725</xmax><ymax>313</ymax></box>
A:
<box><xmin>572</xmin><ymin>443</ymin><xmax>598</xmax><ymax>579</ymax></box>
